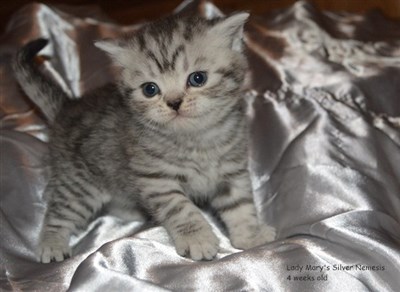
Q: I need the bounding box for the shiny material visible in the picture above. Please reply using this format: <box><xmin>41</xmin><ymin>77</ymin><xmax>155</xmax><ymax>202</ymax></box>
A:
<box><xmin>1</xmin><ymin>1</ymin><xmax>400</xmax><ymax>291</ymax></box>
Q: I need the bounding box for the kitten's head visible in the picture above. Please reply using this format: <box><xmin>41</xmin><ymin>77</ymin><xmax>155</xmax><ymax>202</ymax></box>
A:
<box><xmin>95</xmin><ymin>13</ymin><xmax>249</xmax><ymax>132</ymax></box>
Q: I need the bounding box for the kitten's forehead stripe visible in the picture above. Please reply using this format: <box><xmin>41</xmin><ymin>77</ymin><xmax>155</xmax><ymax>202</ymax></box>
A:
<box><xmin>135</xmin><ymin>15</ymin><xmax>219</xmax><ymax>74</ymax></box>
<box><xmin>170</xmin><ymin>45</ymin><xmax>185</xmax><ymax>71</ymax></box>
<box><xmin>137</xmin><ymin>34</ymin><xmax>146</xmax><ymax>51</ymax></box>
<box><xmin>146</xmin><ymin>50</ymin><xmax>163</xmax><ymax>73</ymax></box>
<box><xmin>145</xmin><ymin>44</ymin><xmax>185</xmax><ymax>74</ymax></box>
<box><xmin>183</xmin><ymin>25</ymin><xmax>193</xmax><ymax>41</ymax></box>
<box><xmin>147</xmin><ymin>16</ymin><xmax>179</xmax><ymax>42</ymax></box>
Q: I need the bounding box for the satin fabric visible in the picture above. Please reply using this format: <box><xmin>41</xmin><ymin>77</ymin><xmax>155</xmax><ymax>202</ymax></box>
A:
<box><xmin>1</xmin><ymin>1</ymin><xmax>400</xmax><ymax>291</ymax></box>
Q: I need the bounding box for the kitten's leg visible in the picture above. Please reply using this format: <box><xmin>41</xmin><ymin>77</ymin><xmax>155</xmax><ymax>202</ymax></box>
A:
<box><xmin>211</xmin><ymin>172</ymin><xmax>276</xmax><ymax>250</ymax></box>
<box><xmin>39</xmin><ymin>173</ymin><xmax>108</xmax><ymax>263</ymax></box>
<box><xmin>141</xmin><ymin>182</ymin><xmax>219</xmax><ymax>260</ymax></box>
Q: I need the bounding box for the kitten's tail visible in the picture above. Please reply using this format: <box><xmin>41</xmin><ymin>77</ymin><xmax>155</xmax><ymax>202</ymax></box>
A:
<box><xmin>13</xmin><ymin>38</ymin><xmax>68</xmax><ymax>122</ymax></box>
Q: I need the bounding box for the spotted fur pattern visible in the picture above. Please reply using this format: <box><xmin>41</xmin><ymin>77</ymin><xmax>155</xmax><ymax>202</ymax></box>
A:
<box><xmin>13</xmin><ymin>13</ymin><xmax>275</xmax><ymax>263</ymax></box>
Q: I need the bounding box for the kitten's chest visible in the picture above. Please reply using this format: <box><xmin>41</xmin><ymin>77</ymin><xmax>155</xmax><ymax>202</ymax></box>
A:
<box><xmin>180</xmin><ymin>151</ymin><xmax>222</xmax><ymax>198</ymax></box>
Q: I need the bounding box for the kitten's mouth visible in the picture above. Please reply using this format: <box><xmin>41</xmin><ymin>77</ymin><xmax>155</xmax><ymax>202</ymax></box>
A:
<box><xmin>170</xmin><ymin>113</ymin><xmax>185</xmax><ymax>121</ymax></box>
<box><xmin>168</xmin><ymin>110</ymin><xmax>206</xmax><ymax>121</ymax></box>
<box><xmin>170</xmin><ymin>111</ymin><xmax>187</xmax><ymax>119</ymax></box>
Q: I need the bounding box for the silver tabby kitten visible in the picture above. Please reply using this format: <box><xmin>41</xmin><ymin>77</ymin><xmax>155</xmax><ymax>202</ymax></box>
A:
<box><xmin>13</xmin><ymin>13</ymin><xmax>275</xmax><ymax>263</ymax></box>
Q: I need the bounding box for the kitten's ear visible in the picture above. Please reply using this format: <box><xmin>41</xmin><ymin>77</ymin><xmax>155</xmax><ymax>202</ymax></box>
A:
<box><xmin>210</xmin><ymin>12</ymin><xmax>249</xmax><ymax>51</ymax></box>
<box><xmin>94</xmin><ymin>39</ymin><xmax>129</xmax><ymax>65</ymax></box>
<box><xmin>95</xmin><ymin>39</ymin><xmax>124</xmax><ymax>55</ymax></box>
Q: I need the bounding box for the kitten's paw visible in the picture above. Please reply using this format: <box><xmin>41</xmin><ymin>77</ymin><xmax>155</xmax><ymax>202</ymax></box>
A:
<box><xmin>174</xmin><ymin>228</ymin><xmax>219</xmax><ymax>261</ymax></box>
<box><xmin>255</xmin><ymin>224</ymin><xmax>276</xmax><ymax>245</ymax></box>
<box><xmin>39</xmin><ymin>238</ymin><xmax>71</xmax><ymax>263</ymax></box>
<box><xmin>230</xmin><ymin>224</ymin><xmax>276</xmax><ymax>250</ymax></box>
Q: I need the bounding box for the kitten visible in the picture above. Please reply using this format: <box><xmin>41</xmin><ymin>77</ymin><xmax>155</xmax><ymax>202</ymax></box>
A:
<box><xmin>13</xmin><ymin>13</ymin><xmax>276</xmax><ymax>263</ymax></box>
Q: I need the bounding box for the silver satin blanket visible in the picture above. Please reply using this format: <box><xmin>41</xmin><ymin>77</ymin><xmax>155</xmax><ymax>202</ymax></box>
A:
<box><xmin>1</xmin><ymin>1</ymin><xmax>400</xmax><ymax>291</ymax></box>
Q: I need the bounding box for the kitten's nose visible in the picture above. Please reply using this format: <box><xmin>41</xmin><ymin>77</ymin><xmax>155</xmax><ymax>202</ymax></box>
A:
<box><xmin>167</xmin><ymin>99</ymin><xmax>183</xmax><ymax>111</ymax></box>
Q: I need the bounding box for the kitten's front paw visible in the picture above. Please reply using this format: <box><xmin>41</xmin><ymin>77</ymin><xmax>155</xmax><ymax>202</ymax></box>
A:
<box><xmin>256</xmin><ymin>224</ymin><xmax>276</xmax><ymax>245</ymax></box>
<box><xmin>174</xmin><ymin>227</ymin><xmax>219</xmax><ymax>261</ymax></box>
<box><xmin>230</xmin><ymin>224</ymin><xmax>276</xmax><ymax>250</ymax></box>
<box><xmin>39</xmin><ymin>237</ymin><xmax>71</xmax><ymax>263</ymax></box>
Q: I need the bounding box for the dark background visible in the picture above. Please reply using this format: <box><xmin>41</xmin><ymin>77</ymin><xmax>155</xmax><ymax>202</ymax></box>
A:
<box><xmin>1</xmin><ymin>0</ymin><xmax>400</xmax><ymax>33</ymax></box>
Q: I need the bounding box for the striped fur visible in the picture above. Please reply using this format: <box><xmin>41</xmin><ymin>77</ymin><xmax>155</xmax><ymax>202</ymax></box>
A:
<box><xmin>13</xmin><ymin>13</ymin><xmax>275</xmax><ymax>263</ymax></box>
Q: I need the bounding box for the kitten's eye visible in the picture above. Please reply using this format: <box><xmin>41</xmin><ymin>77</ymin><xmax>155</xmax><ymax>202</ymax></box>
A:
<box><xmin>141</xmin><ymin>82</ymin><xmax>160</xmax><ymax>97</ymax></box>
<box><xmin>187</xmin><ymin>71</ymin><xmax>207</xmax><ymax>87</ymax></box>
